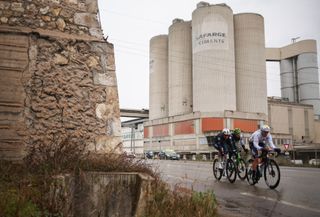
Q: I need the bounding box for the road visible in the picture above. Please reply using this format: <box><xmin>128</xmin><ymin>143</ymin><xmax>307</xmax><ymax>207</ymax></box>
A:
<box><xmin>148</xmin><ymin>160</ymin><xmax>320</xmax><ymax>217</ymax></box>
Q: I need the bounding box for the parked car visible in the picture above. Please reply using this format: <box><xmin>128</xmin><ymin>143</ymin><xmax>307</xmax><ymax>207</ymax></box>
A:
<box><xmin>145</xmin><ymin>151</ymin><xmax>154</xmax><ymax>159</ymax></box>
<box><xmin>158</xmin><ymin>150</ymin><xmax>180</xmax><ymax>160</ymax></box>
<box><xmin>309</xmin><ymin>159</ymin><xmax>320</xmax><ymax>166</ymax></box>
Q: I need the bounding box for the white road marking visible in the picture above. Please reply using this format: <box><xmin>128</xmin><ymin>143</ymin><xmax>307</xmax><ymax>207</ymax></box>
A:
<box><xmin>240</xmin><ymin>192</ymin><xmax>320</xmax><ymax>213</ymax></box>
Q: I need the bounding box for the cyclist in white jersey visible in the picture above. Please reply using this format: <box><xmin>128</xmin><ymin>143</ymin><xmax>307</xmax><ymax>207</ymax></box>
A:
<box><xmin>249</xmin><ymin>125</ymin><xmax>280</xmax><ymax>178</ymax></box>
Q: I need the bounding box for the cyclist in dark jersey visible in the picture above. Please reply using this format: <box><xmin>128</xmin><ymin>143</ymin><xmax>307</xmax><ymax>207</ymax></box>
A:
<box><xmin>214</xmin><ymin>128</ymin><xmax>234</xmax><ymax>157</ymax></box>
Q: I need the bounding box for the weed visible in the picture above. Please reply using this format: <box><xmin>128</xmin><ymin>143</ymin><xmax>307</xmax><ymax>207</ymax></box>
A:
<box><xmin>144</xmin><ymin>178</ymin><xmax>217</xmax><ymax>217</ymax></box>
<box><xmin>1</xmin><ymin>134</ymin><xmax>218</xmax><ymax>217</ymax></box>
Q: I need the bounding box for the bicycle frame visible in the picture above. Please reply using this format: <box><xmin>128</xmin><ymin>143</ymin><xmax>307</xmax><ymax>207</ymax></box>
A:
<box><xmin>212</xmin><ymin>153</ymin><xmax>237</xmax><ymax>183</ymax></box>
<box><xmin>230</xmin><ymin>150</ymin><xmax>247</xmax><ymax>180</ymax></box>
<box><xmin>247</xmin><ymin>149</ymin><xmax>281</xmax><ymax>189</ymax></box>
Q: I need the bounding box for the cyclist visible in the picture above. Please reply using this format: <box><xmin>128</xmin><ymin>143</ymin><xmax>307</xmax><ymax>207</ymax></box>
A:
<box><xmin>248</xmin><ymin>125</ymin><xmax>280</xmax><ymax>179</ymax></box>
<box><xmin>231</xmin><ymin>128</ymin><xmax>248</xmax><ymax>154</ymax></box>
<box><xmin>214</xmin><ymin>128</ymin><xmax>234</xmax><ymax>158</ymax></box>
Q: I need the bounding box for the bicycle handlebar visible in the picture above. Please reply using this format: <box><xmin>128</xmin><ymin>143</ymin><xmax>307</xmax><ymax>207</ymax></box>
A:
<box><xmin>261</xmin><ymin>148</ymin><xmax>283</xmax><ymax>158</ymax></box>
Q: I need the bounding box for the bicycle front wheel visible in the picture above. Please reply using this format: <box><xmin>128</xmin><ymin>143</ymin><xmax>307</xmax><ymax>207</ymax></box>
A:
<box><xmin>213</xmin><ymin>159</ymin><xmax>223</xmax><ymax>180</ymax></box>
<box><xmin>264</xmin><ymin>159</ymin><xmax>280</xmax><ymax>189</ymax></box>
<box><xmin>237</xmin><ymin>158</ymin><xmax>247</xmax><ymax>180</ymax></box>
<box><xmin>246</xmin><ymin>159</ymin><xmax>256</xmax><ymax>185</ymax></box>
<box><xmin>226</xmin><ymin>159</ymin><xmax>237</xmax><ymax>183</ymax></box>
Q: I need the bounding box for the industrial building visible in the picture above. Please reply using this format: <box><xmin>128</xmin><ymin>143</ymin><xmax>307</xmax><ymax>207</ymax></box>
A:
<box><xmin>145</xmin><ymin>2</ymin><xmax>320</xmax><ymax>162</ymax></box>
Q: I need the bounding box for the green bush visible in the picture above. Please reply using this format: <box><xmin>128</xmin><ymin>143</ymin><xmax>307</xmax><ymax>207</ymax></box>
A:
<box><xmin>0</xmin><ymin>189</ymin><xmax>41</xmax><ymax>217</ymax></box>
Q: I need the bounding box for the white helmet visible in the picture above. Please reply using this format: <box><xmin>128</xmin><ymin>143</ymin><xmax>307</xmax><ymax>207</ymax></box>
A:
<box><xmin>222</xmin><ymin>128</ymin><xmax>231</xmax><ymax>135</ymax></box>
<box><xmin>261</xmin><ymin>125</ymin><xmax>270</xmax><ymax>132</ymax></box>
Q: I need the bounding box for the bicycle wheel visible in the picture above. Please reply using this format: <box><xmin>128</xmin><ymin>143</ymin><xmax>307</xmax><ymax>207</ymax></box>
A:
<box><xmin>226</xmin><ymin>159</ymin><xmax>237</xmax><ymax>183</ymax></box>
<box><xmin>246</xmin><ymin>159</ymin><xmax>256</xmax><ymax>185</ymax></box>
<box><xmin>264</xmin><ymin>159</ymin><xmax>280</xmax><ymax>189</ymax></box>
<box><xmin>237</xmin><ymin>158</ymin><xmax>247</xmax><ymax>180</ymax></box>
<box><xmin>213</xmin><ymin>159</ymin><xmax>223</xmax><ymax>180</ymax></box>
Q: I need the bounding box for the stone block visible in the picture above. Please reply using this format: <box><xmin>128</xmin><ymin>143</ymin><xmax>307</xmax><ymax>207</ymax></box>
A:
<box><xmin>51</xmin><ymin>7</ymin><xmax>62</xmax><ymax>16</ymax></box>
<box><xmin>0</xmin><ymin>17</ymin><xmax>8</xmax><ymax>23</ymax></box>
<box><xmin>85</xmin><ymin>55</ymin><xmax>99</xmax><ymax>69</ymax></box>
<box><xmin>109</xmin><ymin>117</ymin><xmax>121</xmax><ymax>137</ymax></box>
<box><xmin>71</xmin><ymin>172</ymin><xmax>154</xmax><ymax>217</ymax></box>
<box><xmin>40</xmin><ymin>6</ymin><xmax>50</xmax><ymax>15</ymax></box>
<box><xmin>11</xmin><ymin>2</ymin><xmax>24</xmax><ymax>12</ymax></box>
<box><xmin>0</xmin><ymin>1</ymin><xmax>10</xmax><ymax>10</ymax></box>
<box><xmin>94</xmin><ymin>136</ymin><xmax>122</xmax><ymax>153</ymax></box>
<box><xmin>74</xmin><ymin>12</ymin><xmax>99</xmax><ymax>28</ymax></box>
<box><xmin>89</xmin><ymin>27</ymin><xmax>103</xmax><ymax>39</ymax></box>
<box><xmin>56</xmin><ymin>18</ymin><xmax>66</xmax><ymax>31</ymax></box>
<box><xmin>64</xmin><ymin>0</ymin><xmax>78</xmax><ymax>4</ymax></box>
<box><xmin>60</xmin><ymin>8</ymin><xmax>74</xmax><ymax>18</ymax></box>
<box><xmin>93</xmin><ymin>72</ymin><xmax>116</xmax><ymax>86</ymax></box>
<box><xmin>86</xmin><ymin>0</ymin><xmax>98</xmax><ymax>13</ymax></box>
<box><xmin>42</xmin><ymin>16</ymin><xmax>51</xmax><ymax>22</ymax></box>
<box><xmin>53</xmin><ymin>53</ymin><xmax>68</xmax><ymax>65</ymax></box>
<box><xmin>50</xmin><ymin>0</ymin><xmax>61</xmax><ymax>4</ymax></box>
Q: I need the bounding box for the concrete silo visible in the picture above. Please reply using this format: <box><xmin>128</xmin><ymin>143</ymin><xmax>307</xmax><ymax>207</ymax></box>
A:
<box><xmin>168</xmin><ymin>19</ymin><xmax>192</xmax><ymax>117</ymax></box>
<box><xmin>192</xmin><ymin>2</ymin><xmax>236</xmax><ymax>113</ymax></box>
<box><xmin>280</xmin><ymin>58</ymin><xmax>295</xmax><ymax>102</ymax></box>
<box><xmin>234</xmin><ymin>13</ymin><xmax>267</xmax><ymax>114</ymax></box>
<box><xmin>297</xmin><ymin>52</ymin><xmax>320</xmax><ymax>117</ymax></box>
<box><xmin>149</xmin><ymin>35</ymin><xmax>169</xmax><ymax>120</ymax></box>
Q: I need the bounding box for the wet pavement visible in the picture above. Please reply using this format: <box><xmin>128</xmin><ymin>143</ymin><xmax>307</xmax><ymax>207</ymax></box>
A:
<box><xmin>148</xmin><ymin>160</ymin><xmax>320</xmax><ymax>217</ymax></box>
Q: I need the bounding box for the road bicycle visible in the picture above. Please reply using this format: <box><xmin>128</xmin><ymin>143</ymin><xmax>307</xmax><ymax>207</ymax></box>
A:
<box><xmin>212</xmin><ymin>153</ymin><xmax>237</xmax><ymax>183</ymax></box>
<box><xmin>230</xmin><ymin>149</ymin><xmax>247</xmax><ymax>180</ymax></box>
<box><xmin>246</xmin><ymin>149</ymin><xmax>281</xmax><ymax>189</ymax></box>
<box><xmin>206</xmin><ymin>135</ymin><xmax>237</xmax><ymax>183</ymax></box>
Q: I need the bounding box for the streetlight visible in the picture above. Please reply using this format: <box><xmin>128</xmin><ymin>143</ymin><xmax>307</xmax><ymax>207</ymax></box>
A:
<box><xmin>291</xmin><ymin>37</ymin><xmax>300</xmax><ymax>43</ymax></box>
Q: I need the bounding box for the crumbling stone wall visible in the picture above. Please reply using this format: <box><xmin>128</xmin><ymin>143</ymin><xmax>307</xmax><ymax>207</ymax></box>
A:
<box><xmin>0</xmin><ymin>0</ymin><xmax>102</xmax><ymax>39</ymax></box>
<box><xmin>0</xmin><ymin>0</ymin><xmax>122</xmax><ymax>160</ymax></box>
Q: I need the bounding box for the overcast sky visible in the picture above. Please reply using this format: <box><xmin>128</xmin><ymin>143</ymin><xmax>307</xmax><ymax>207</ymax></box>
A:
<box><xmin>97</xmin><ymin>0</ymin><xmax>320</xmax><ymax>110</ymax></box>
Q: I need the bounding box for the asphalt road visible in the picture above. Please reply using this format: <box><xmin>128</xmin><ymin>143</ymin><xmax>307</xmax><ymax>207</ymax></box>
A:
<box><xmin>148</xmin><ymin>160</ymin><xmax>320</xmax><ymax>217</ymax></box>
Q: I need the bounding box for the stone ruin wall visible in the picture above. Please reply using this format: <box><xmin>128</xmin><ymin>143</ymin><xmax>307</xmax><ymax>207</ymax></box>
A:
<box><xmin>0</xmin><ymin>0</ymin><xmax>122</xmax><ymax>160</ymax></box>
<box><xmin>0</xmin><ymin>0</ymin><xmax>103</xmax><ymax>39</ymax></box>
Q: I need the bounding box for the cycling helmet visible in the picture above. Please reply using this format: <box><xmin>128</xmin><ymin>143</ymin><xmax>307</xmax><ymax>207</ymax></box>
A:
<box><xmin>222</xmin><ymin>128</ymin><xmax>231</xmax><ymax>135</ymax></box>
<box><xmin>233</xmin><ymin>128</ymin><xmax>241</xmax><ymax>136</ymax></box>
<box><xmin>261</xmin><ymin>125</ymin><xmax>270</xmax><ymax>132</ymax></box>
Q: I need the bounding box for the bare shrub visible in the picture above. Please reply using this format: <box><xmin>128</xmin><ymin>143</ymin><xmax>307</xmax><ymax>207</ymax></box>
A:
<box><xmin>144</xmin><ymin>177</ymin><xmax>217</xmax><ymax>217</ymax></box>
<box><xmin>1</xmin><ymin>134</ymin><xmax>217</xmax><ymax>217</ymax></box>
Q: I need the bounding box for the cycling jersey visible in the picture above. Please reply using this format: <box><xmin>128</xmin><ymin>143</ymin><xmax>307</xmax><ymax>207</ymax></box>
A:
<box><xmin>249</xmin><ymin>129</ymin><xmax>276</xmax><ymax>150</ymax></box>
<box><xmin>231</xmin><ymin>133</ymin><xmax>246</xmax><ymax>151</ymax></box>
<box><xmin>214</xmin><ymin>132</ymin><xmax>234</xmax><ymax>153</ymax></box>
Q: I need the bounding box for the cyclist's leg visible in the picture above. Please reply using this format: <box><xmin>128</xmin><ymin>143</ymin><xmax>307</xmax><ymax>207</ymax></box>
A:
<box><xmin>213</xmin><ymin>143</ymin><xmax>223</xmax><ymax>162</ymax></box>
<box><xmin>250</xmin><ymin>143</ymin><xmax>259</xmax><ymax>172</ymax></box>
<box><xmin>221</xmin><ymin>143</ymin><xmax>228</xmax><ymax>160</ymax></box>
<box><xmin>252</xmin><ymin>142</ymin><xmax>265</xmax><ymax>176</ymax></box>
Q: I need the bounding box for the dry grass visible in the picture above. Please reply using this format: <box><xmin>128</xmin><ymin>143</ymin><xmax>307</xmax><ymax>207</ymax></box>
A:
<box><xmin>0</xmin><ymin>135</ymin><xmax>217</xmax><ymax>217</ymax></box>
<box><xmin>144</xmin><ymin>179</ymin><xmax>217</xmax><ymax>217</ymax></box>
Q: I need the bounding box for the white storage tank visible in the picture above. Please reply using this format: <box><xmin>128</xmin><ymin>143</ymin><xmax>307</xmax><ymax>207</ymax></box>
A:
<box><xmin>168</xmin><ymin>19</ymin><xmax>192</xmax><ymax>116</ymax></box>
<box><xmin>297</xmin><ymin>52</ymin><xmax>320</xmax><ymax>117</ymax></box>
<box><xmin>149</xmin><ymin>35</ymin><xmax>169</xmax><ymax>120</ymax></box>
<box><xmin>192</xmin><ymin>2</ymin><xmax>236</xmax><ymax>113</ymax></box>
<box><xmin>234</xmin><ymin>13</ymin><xmax>267</xmax><ymax>114</ymax></box>
<box><xmin>280</xmin><ymin>58</ymin><xmax>295</xmax><ymax>102</ymax></box>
